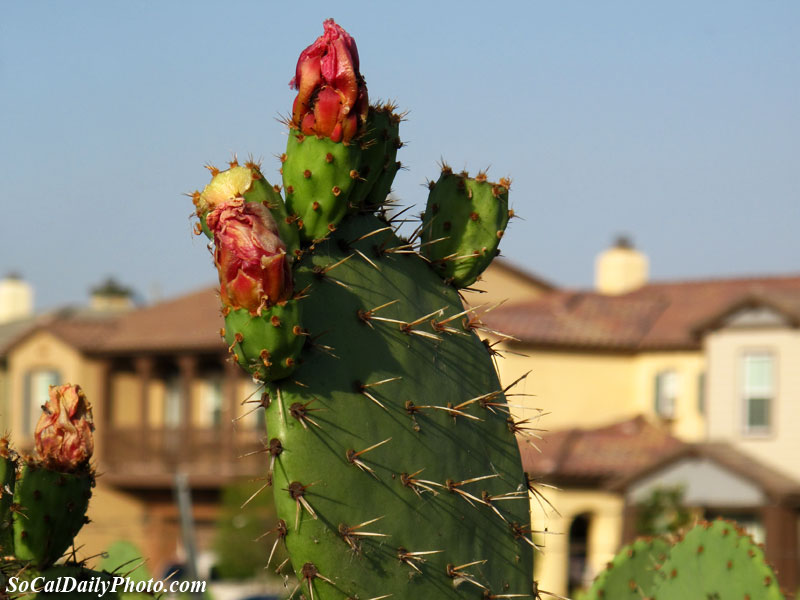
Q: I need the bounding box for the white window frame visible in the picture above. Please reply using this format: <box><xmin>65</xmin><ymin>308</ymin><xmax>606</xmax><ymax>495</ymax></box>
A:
<box><xmin>741</xmin><ymin>351</ymin><xmax>775</xmax><ymax>436</ymax></box>
<box><xmin>654</xmin><ymin>370</ymin><xmax>678</xmax><ymax>420</ymax></box>
<box><xmin>23</xmin><ymin>368</ymin><xmax>61</xmax><ymax>436</ymax></box>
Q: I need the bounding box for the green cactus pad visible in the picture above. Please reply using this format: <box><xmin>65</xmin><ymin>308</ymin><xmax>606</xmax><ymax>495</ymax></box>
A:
<box><xmin>421</xmin><ymin>169</ymin><xmax>510</xmax><ymax>288</ymax></box>
<box><xmin>585</xmin><ymin>536</ymin><xmax>671</xmax><ymax>599</ymax></box>
<box><xmin>12</xmin><ymin>464</ymin><xmax>93</xmax><ymax>569</ymax></box>
<box><xmin>654</xmin><ymin>519</ymin><xmax>784</xmax><ymax>600</ymax></box>
<box><xmin>196</xmin><ymin>165</ymin><xmax>300</xmax><ymax>257</ymax></box>
<box><xmin>351</xmin><ymin>104</ymin><xmax>402</xmax><ymax>211</ymax></box>
<box><xmin>259</xmin><ymin>214</ymin><xmax>532</xmax><ymax>600</ymax></box>
<box><xmin>283</xmin><ymin>129</ymin><xmax>362</xmax><ymax>242</ymax></box>
<box><xmin>0</xmin><ymin>451</ymin><xmax>17</xmax><ymax>554</ymax></box>
<box><xmin>225</xmin><ymin>300</ymin><xmax>306</xmax><ymax>382</ymax></box>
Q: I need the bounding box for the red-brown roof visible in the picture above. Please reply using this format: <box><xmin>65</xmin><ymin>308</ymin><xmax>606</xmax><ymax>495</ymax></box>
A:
<box><xmin>486</xmin><ymin>274</ymin><xmax>800</xmax><ymax>351</ymax></box>
<box><xmin>520</xmin><ymin>416</ymin><xmax>684</xmax><ymax>485</ymax></box>
<box><xmin>99</xmin><ymin>286</ymin><xmax>224</xmax><ymax>354</ymax></box>
<box><xmin>608</xmin><ymin>442</ymin><xmax>800</xmax><ymax>502</ymax></box>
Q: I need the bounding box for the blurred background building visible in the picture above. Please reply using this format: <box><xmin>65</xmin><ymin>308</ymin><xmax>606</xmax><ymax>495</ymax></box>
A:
<box><xmin>2</xmin><ymin>246</ymin><xmax>800</xmax><ymax>595</ymax></box>
<box><xmin>0</xmin><ymin>275</ymin><xmax>264</xmax><ymax>577</ymax></box>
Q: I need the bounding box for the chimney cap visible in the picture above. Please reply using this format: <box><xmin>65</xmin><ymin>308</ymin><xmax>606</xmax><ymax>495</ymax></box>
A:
<box><xmin>91</xmin><ymin>277</ymin><xmax>132</xmax><ymax>298</ymax></box>
<box><xmin>613</xmin><ymin>234</ymin><xmax>634</xmax><ymax>250</ymax></box>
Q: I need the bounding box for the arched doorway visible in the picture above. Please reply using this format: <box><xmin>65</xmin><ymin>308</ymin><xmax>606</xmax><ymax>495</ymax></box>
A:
<box><xmin>567</xmin><ymin>513</ymin><xmax>591</xmax><ymax>595</ymax></box>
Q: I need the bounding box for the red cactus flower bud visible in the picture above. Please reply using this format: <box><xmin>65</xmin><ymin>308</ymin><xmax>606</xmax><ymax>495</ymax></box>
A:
<box><xmin>290</xmin><ymin>18</ymin><xmax>369</xmax><ymax>143</ymax></box>
<box><xmin>35</xmin><ymin>384</ymin><xmax>94</xmax><ymax>470</ymax></box>
<box><xmin>207</xmin><ymin>200</ymin><xmax>293</xmax><ymax>314</ymax></box>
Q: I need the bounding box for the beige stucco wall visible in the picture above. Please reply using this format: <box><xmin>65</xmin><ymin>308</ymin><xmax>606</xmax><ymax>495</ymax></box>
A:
<box><xmin>495</xmin><ymin>346</ymin><xmax>706</xmax><ymax>440</ymax></box>
<box><xmin>497</xmin><ymin>349</ymin><xmax>637</xmax><ymax>430</ymax></box>
<box><xmin>6</xmin><ymin>331</ymin><xmax>103</xmax><ymax>448</ymax></box>
<box><xmin>531</xmin><ymin>487</ymin><xmax>624</xmax><ymax>597</ymax></box>
<box><xmin>706</xmin><ymin>327</ymin><xmax>800</xmax><ymax>479</ymax></box>
<box><xmin>461</xmin><ymin>261</ymin><xmax>549</xmax><ymax>309</ymax></box>
<box><xmin>632</xmin><ymin>351</ymin><xmax>706</xmax><ymax>441</ymax></box>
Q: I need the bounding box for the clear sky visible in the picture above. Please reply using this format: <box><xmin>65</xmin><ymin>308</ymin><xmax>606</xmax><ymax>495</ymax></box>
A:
<box><xmin>2</xmin><ymin>1</ymin><xmax>798</xmax><ymax>309</ymax></box>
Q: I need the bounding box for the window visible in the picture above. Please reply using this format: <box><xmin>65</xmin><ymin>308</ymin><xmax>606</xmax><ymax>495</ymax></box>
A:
<box><xmin>23</xmin><ymin>369</ymin><xmax>61</xmax><ymax>434</ymax></box>
<box><xmin>164</xmin><ymin>376</ymin><xmax>182</xmax><ymax>428</ymax></box>
<box><xmin>654</xmin><ymin>370</ymin><xmax>677</xmax><ymax>420</ymax></box>
<box><xmin>205</xmin><ymin>376</ymin><xmax>223</xmax><ymax>428</ymax></box>
<box><xmin>697</xmin><ymin>372</ymin><xmax>706</xmax><ymax>415</ymax></box>
<box><xmin>743</xmin><ymin>352</ymin><xmax>774</xmax><ymax>434</ymax></box>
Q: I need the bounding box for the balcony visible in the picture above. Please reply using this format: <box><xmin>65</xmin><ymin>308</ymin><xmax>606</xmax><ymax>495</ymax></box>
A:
<box><xmin>100</xmin><ymin>426</ymin><xmax>266</xmax><ymax>488</ymax></box>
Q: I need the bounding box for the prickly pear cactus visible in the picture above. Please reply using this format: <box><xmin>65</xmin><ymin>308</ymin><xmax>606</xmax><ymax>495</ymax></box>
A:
<box><xmin>587</xmin><ymin>520</ymin><xmax>785</xmax><ymax>600</ymax></box>
<box><xmin>0</xmin><ymin>384</ymin><xmax>138</xmax><ymax>600</ymax></box>
<box><xmin>190</xmin><ymin>18</ymin><xmax>533</xmax><ymax>600</ymax></box>
<box><xmin>584</xmin><ymin>536</ymin><xmax>671</xmax><ymax>599</ymax></box>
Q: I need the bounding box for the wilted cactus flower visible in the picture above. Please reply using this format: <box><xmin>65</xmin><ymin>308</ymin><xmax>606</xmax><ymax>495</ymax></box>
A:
<box><xmin>207</xmin><ymin>200</ymin><xmax>292</xmax><ymax>314</ymax></box>
<box><xmin>290</xmin><ymin>18</ymin><xmax>369</xmax><ymax>143</ymax></box>
<box><xmin>35</xmin><ymin>384</ymin><xmax>94</xmax><ymax>470</ymax></box>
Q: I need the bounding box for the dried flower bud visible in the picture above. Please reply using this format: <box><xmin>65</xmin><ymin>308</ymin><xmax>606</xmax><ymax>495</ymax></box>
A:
<box><xmin>35</xmin><ymin>384</ymin><xmax>94</xmax><ymax>470</ymax></box>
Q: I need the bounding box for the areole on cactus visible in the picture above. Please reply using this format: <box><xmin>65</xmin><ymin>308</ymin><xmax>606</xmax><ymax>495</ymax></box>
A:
<box><xmin>190</xmin><ymin>18</ymin><xmax>532</xmax><ymax>600</ymax></box>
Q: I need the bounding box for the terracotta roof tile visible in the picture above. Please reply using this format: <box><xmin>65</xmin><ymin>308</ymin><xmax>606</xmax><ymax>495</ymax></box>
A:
<box><xmin>520</xmin><ymin>416</ymin><xmax>684</xmax><ymax>485</ymax></box>
<box><xmin>486</xmin><ymin>274</ymin><xmax>800</xmax><ymax>350</ymax></box>
<box><xmin>100</xmin><ymin>287</ymin><xmax>224</xmax><ymax>353</ymax></box>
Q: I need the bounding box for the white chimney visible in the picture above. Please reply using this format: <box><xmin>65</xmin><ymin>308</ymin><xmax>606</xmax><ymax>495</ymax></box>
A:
<box><xmin>594</xmin><ymin>236</ymin><xmax>649</xmax><ymax>295</ymax></box>
<box><xmin>0</xmin><ymin>273</ymin><xmax>34</xmax><ymax>323</ymax></box>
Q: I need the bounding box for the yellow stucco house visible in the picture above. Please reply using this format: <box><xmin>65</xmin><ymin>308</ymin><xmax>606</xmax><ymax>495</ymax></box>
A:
<box><xmin>483</xmin><ymin>239</ymin><xmax>800</xmax><ymax>596</ymax></box>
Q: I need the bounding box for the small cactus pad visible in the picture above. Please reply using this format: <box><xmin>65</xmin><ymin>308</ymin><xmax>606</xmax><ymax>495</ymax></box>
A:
<box><xmin>421</xmin><ymin>169</ymin><xmax>510</xmax><ymax>288</ymax></box>
<box><xmin>224</xmin><ymin>300</ymin><xmax>305</xmax><ymax>382</ymax></box>
<box><xmin>654</xmin><ymin>519</ymin><xmax>784</xmax><ymax>600</ymax></box>
<box><xmin>283</xmin><ymin>130</ymin><xmax>363</xmax><ymax>241</ymax></box>
<box><xmin>351</xmin><ymin>104</ymin><xmax>402</xmax><ymax>211</ymax></box>
<box><xmin>12</xmin><ymin>464</ymin><xmax>93</xmax><ymax>569</ymax></box>
<box><xmin>585</xmin><ymin>536</ymin><xmax>671</xmax><ymax>599</ymax></box>
<box><xmin>261</xmin><ymin>215</ymin><xmax>532</xmax><ymax>599</ymax></box>
<box><xmin>195</xmin><ymin>164</ymin><xmax>300</xmax><ymax>256</ymax></box>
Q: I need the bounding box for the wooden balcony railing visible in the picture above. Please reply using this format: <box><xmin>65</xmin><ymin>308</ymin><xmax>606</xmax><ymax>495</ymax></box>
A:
<box><xmin>100</xmin><ymin>427</ymin><xmax>265</xmax><ymax>487</ymax></box>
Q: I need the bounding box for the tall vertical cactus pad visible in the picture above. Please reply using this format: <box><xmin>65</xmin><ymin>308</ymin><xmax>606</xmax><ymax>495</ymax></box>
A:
<box><xmin>264</xmin><ymin>215</ymin><xmax>532</xmax><ymax>599</ymax></box>
<box><xmin>190</xmin><ymin>18</ymin><xmax>531</xmax><ymax>600</ymax></box>
<box><xmin>587</xmin><ymin>520</ymin><xmax>785</xmax><ymax>600</ymax></box>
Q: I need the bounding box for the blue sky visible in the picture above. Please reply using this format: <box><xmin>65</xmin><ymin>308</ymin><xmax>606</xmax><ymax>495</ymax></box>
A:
<box><xmin>2</xmin><ymin>1</ymin><xmax>798</xmax><ymax>309</ymax></box>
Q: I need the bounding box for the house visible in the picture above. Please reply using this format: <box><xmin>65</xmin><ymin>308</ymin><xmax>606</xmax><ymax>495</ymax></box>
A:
<box><xmin>0</xmin><ymin>277</ymin><xmax>265</xmax><ymax>575</ymax></box>
<box><xmin>483</xmin><ymin>239</ymin><xmax>800</xmax><ymax>595</ymax></box>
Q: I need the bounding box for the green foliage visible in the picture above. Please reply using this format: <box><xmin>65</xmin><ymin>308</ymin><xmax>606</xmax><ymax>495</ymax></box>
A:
<box><xmin>635</xmin><ymin>485</ymin><xmax>692</xmax><ymax>537</ymax></box>
<box><xmin>212</xmin><ymin>480</ymin><xmax>285</xmax><ymax>580</ymax></box>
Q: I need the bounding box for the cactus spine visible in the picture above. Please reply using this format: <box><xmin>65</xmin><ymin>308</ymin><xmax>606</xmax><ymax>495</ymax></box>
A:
<box><xmin>191</xmin><ymin>18</ymin><xmax>533</xmax><ymax>600</ymax></box>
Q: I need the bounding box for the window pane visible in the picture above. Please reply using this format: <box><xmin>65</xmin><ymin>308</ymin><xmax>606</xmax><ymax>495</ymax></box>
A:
<box><xmin>748</xmin><ymin>397</ymin><xmax>770</xmax><ymax>429</ymax></box>
<box><xmin>164</xmin><ymin>377</ymin><xmax>182</xmax><ymax>428</ymax></box>
<box><xmin>654</xmin><ymin>371</ymin><xmax>677</xmax><ymax>419</ymax></box>
<box><xmin>697</xmin><ymin>372</ymin><xmax>706</xmax><ymax>415</ymax></box>
<box><xmin>24</xmin><ymin>370</ymin><xmax>60</xmax><ymax>434</ymax></box>
<box><xmin>744</xmin><ymin>355</ymin><xmax>773</xmax><ymax>393</ymax></box>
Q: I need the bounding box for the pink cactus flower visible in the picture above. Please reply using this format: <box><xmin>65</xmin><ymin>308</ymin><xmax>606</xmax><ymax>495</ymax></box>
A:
<box><xmin>208</xmin><ymin>200</ymin><xmax>292</xmax><ymax>314</ymax></box>
<box><xmin>35</xmin><ymin>384</ymin><xmax>94</xmax><ymax>470</ymax></box>
<box><xmin>290</xmin><ymin>18</ymin><xmax>369</xmax><ymax>143</ymax></box>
